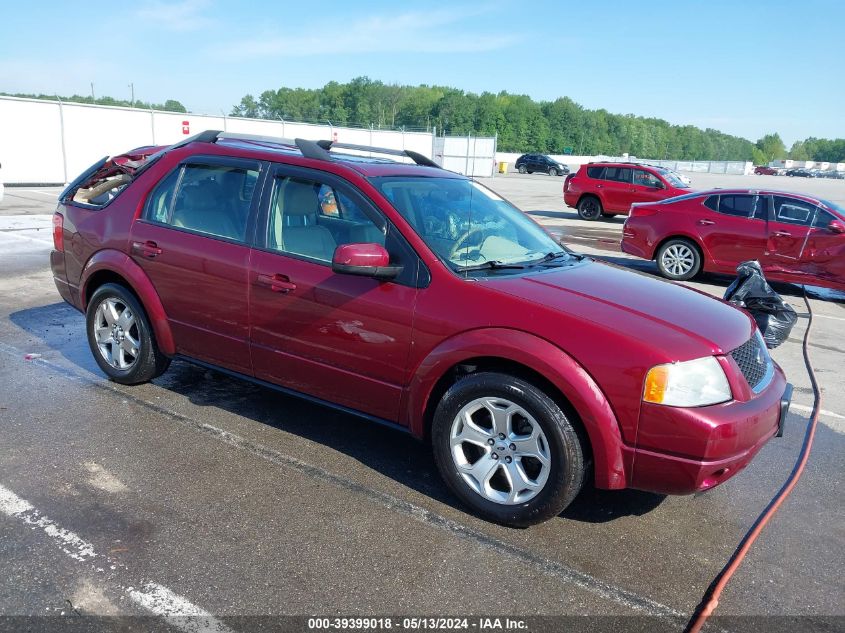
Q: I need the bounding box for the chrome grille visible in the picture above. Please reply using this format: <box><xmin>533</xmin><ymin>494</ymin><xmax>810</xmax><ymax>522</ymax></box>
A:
<box><xmin>730</xmin><ymin>335</ymin><xmax>769</xmax><ymax>390</ymax></box>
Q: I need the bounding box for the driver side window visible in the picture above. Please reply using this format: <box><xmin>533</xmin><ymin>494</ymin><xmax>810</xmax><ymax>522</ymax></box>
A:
<box><xmin>773</xmin><ymin>196</ymin><xmax>817</xmax><ymax>227</ymax></box>
<box><xmin>267</xmin><ymin>176</ymin><xmax>386</xmax><ymax>263</ymax></box>
<box><xmin>633</xmin><ymin>170</ymin><xmax>661</xmax><ymax>188</ymax></box>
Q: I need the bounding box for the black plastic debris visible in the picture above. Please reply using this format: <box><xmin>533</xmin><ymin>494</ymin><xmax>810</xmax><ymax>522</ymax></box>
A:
<box><xmin>724</xmin><ymin>260</ymin><xmax>797</xmax><ymax>349</ymax></box>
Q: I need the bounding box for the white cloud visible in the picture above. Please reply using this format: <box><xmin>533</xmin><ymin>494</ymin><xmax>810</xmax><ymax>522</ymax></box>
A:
<box><xmin>134</xmin><ymin>0</ymin><xmax>215</xmax><ymax>32</ymax></box>
<box><xmin>214</xmin><ymin>7</ymin><xmax>520</xmax><ymax>59</ymax></box>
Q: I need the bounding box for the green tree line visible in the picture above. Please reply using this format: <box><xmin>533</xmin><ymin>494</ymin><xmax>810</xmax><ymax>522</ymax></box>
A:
<box><xmin>1</xmin><ymin>92</ymin><xmax>187</xmax><ymax>113</ymax></box>
<box><xmin>231</xmin><ymin>77</ymin><xmax>845</xmax><ymax>163</ymax></box>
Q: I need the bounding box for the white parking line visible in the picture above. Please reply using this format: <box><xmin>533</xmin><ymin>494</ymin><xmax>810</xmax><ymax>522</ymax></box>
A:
<box><xmin>128</xmin><ymin>583</ymin><xmax>231</xmax><ymax>633</ymax></box>
<box><xmin>0</xmin><ymin>482</ymin><xmax>233</xmax><ymax>631</ymax></box>
<box><xmin>813</xmin><ymin>313</ymin><xmax>845</xmax><ymax>323</ymax></box>
<box><xmin>0</xmin><ymin>231</ymin><xmax>53</xmax><ymax>246</ymax></box>
<box><xmin>790</xmin><ymin>402</ymin><xmax>845</xmax><ymax>437</ymax></box>
<box><xmin>18</xmin><ymin>190</ymin><xmax>59</xmax><ymax>197</ymax></box>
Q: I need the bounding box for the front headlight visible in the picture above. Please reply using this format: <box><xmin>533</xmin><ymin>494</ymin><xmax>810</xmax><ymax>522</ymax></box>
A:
<box><xmin>643</xmin><ymin>356</ymin><xmax>732</xmax><ymax>407</ymax></box>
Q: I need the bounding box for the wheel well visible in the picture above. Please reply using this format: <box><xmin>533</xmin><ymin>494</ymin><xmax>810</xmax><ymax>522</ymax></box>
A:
<box><xmin>577</xmin><ymin>193</ymin><xmax>600</xmax><ymax>207</ymax></box>
<box><xmin>84</xmin><ymin>270</ymin><xmax>138</xmax><ymax>308</ymax></box>
<box><xmin>422</xmin><ymin>356</ymin><xmax>593</xmax><ymax>466</ymax></box>
<box><xmin>653</xmin><ymin>235</ymin><xmax>703</xmax><ymax>262</ymax></box>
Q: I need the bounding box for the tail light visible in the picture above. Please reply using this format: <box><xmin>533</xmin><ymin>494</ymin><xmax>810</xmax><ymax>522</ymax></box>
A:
<box><xmin>629</xmin><ymin>204</ymin><xmax>657</xmax><ymax>217</ymax></box>
<box><xmin>564</xmin><ymin>174</ymin><xmax>574</xmax><ymax>193</ymax></box>
<box><xmin>52</xmin><ymin>212</ymin><xmax>64</xmax><ymax>251</ymax></box>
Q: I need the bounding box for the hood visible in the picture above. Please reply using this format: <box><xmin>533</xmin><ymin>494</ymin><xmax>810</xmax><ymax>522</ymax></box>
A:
<box><xmin>483</xmin><ymin>260</ymin><xmax>754</xmax><ymax>358</ymax></box>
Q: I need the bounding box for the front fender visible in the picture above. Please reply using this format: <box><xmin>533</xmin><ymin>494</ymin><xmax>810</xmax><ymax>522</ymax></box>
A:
<box><xmin>80</xmin><ymin>249</ymin><xmax>175</xmax><ymax>355</ymax></box>
<box><xmin>405</xmin><ymin>328</ymin><xmax>628</xmax><ymax>489</ymax></box>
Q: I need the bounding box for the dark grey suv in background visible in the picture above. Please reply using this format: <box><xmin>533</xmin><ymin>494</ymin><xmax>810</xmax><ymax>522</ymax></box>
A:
<box><xmin>515</xmin><ymin>153</ymin><xmax>570</xmax><ymax>176</ymax></box>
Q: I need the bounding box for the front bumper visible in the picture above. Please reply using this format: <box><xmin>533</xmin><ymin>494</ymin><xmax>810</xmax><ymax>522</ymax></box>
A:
<box><xmin>627</xmin><ymin>367</ymin><xmax>791</xmax><ymax>495</ymax></box>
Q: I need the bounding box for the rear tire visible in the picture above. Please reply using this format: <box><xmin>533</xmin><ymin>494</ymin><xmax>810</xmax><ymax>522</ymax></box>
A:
<box><xmin>577</xmin><ymin>196</ymin><xmax>603</xmax><ymax>221</ymax></box>
<box><xmin>431</xmin><ymin>372</ymin><xmax>586</xmax><ymax>527</ymax></box>
<box><xmin>656</xmin><ymin>238</ymin><xmax>702</xmax><ymax>281</ymax></box>
<box><xmin>86</xmin><ymin>283</ymin><xmax>171</xmax><ymax>385</ymax></box>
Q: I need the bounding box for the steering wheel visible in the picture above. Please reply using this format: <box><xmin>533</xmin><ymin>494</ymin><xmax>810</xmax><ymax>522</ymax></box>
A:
<box><xmin>449</xmin><ymin>227</ymin><xmax>486</xmax><ymax>260</ymax></box>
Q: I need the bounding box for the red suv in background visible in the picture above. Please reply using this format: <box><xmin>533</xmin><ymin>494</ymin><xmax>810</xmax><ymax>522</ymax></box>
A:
<box><xmin>564</xmin><ymin>162</ymin><xmax>692</xmax><ymax>220</ymax></box>
<box><xmin>51</xmin><ymin>133</ymin><xmax>791</xmax><ymax>526</ymax></box>
<box><xmin>621</xmin><ymin>188</ymin><xmax>845</xmax><ymax>288</ymax></box>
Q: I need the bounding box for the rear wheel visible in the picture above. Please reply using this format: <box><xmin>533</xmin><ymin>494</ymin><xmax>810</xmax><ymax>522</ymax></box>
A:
<box><xmin>656</xmin><ymin>238</ymin><xmax>702</xmax><ymax>281</ymax></box>
<box><xmin>432</xmin><ymin>372</ymin><xmax>586</xmax><ymax>527</ymax></box>
<box><xmin>577</xmin><ymin>196</ymin><xmax>603</xmax><ymax>221</ymax></box>
<box><xmin>86</xmin><ymin>283</ymin><xmax>170</xmax><ymax>384</ymax></box>
<box><xmin>518</xmin><ymin>165</ymin><xmax>527</xmax><ymax>174</ymax></box>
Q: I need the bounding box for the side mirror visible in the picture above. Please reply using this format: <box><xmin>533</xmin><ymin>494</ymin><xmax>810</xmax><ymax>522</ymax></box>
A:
<box><xmin>332</xmin><ymin>243</ymin><xmax>403</xmax><ymax>280</ymax></box>
<box><xmin>828</xmin><ymin>220</ymin><xmax>845</xmax><ymax>234</ymax></box>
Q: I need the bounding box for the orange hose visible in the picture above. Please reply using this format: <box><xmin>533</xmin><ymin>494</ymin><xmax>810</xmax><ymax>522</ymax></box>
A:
<box><xmin>685</xmin><ymin>288</ymin><xmax>820</xmax><ymax>633</ymax></box>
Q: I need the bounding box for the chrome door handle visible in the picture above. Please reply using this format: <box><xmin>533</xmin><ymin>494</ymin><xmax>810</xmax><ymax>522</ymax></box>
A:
<box><xmin>773</xmin><ymin>230</ymin><xmax>791</xmax><ymax>237</ymax></box>
<box><xmin>697</xmin><ymin>219</ymin><xmax>715</xmax><ymax>226</ymax></box>
<box><xmin>131</xmin><ymin>240</ymin><xmax>162</xmax><ymax>258</ymax></box>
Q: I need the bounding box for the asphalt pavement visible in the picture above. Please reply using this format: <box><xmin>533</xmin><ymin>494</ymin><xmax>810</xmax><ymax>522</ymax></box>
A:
<box><xmin>0</xmin><ymin>185</ymin><xmax>842</xmax><ymax>632</ymax></box>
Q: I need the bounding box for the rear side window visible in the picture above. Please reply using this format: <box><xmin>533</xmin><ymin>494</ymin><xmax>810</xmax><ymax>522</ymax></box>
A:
<box><xmin>145</xmin><ymin>162</ymin><xmax>260</xmax><ymax>242</ymax></box>
<box><xmin>604</xmin><ymin>167</ymin><xmax>632</xmax><ymax>183</ymax></box>
<box><xmin>586</xmin><ymin>166</ymin><xmax>605</xmax><ymax>179</ymax></box>
<box><xmin>703</xmin><ymin>195</ymin><xmax>719</xmax><ymax>212</ymax></box>
<box><xmin>717</xmin><ymin>195</ymin><xmax>755</xmax><ymax>217</ymax></box>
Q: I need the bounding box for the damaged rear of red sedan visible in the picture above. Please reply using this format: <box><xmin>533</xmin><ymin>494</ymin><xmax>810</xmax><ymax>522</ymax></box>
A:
<box><xmin>622</xmin><ymin>188</ymin><xmax>845</xmax><ymax>291</ymax></box>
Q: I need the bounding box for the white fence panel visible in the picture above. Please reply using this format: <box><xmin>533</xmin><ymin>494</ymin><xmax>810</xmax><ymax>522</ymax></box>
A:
<box><xmin>0</xmin><ymin>98</ymin><xmax>65</xmax><ymax>184</ymax></box>
<box><xmin>433</xmin><ymin>136</ymin><xmax>497</xmax><ymax>177</ymax></box>
<box><xmin>0</xmin><ymin>96</ymin><xmax>440</xmax><ymax>184</ymax></box>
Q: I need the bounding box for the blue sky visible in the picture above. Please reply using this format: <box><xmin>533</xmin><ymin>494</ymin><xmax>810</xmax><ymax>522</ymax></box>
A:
<box><xmin>1</xmin><ymin>0</ymin><xmax>842</xmax><ymax>146</ymax></box>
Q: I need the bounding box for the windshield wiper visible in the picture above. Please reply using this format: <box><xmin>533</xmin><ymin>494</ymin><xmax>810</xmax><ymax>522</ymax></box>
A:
<box><xmin>455</xmin><ymin>260</ymin><xmax>528</xmax><ymax>272</ymax></box>
<box><xmin>536</xmin><ymin>251</ymin><xmax>570</xmax><ymax>263</ymax></box>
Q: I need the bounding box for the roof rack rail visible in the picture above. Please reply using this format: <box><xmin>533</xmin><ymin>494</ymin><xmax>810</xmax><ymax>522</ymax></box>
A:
<box><xmin>169</xmin><ymin>129</ymin><xmax>222</xmax><ymax>150</ymax></box>
<box><xmin>217</xmin><ymin>131</ymin><xmax>298</xmax><ymax>146</ymax></box>
<box><xmin>314</xmin><ymin>140</ymin><xmax>440</xmax><ymax>168</ymax></box>
<box><xmin>170</xmin><ymin>130</ymin><xmax>441</xmax><ymax>169</ymax></box>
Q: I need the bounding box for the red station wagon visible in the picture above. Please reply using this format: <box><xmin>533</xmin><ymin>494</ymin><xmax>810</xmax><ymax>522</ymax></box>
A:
<box><xmin>50</xmin><ymin>132</ymin><xmax>792</xmax><ymax>526</ymax></box>
<box><xmin>621</xmin><ymin>188</ymin><xmax>845</xmax><ymax>290</ymax></box>
<box><xmin>563</xmin><ymin>162</ymin><xmax>692</xmax><ymax>220</ymax></box>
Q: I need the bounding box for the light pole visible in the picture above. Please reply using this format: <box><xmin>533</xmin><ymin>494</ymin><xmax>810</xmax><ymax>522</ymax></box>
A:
<box><xmin>128</xmin><ymin>83</ymin><xmax>134</xmax><ymax>107</ymax></box>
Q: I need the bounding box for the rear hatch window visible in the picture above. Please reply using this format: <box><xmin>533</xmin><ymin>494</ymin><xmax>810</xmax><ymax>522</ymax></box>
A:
<box><xmin>61</xmin><ymin>146</ymin><xmax>166</xmax><ymax>208</ymax></box>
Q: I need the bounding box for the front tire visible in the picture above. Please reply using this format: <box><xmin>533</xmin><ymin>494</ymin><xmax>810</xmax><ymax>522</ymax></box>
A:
<box><xmin>432</xmin><ymin>372</ymin><xmax>586</xmax><ymax>527</ymax></box>
<box><xmin>518</xmin><ymin>165</ymin><xmax>527</xmax><ymax>174</ymax></box>
<box><xmin>656</xmin><ymin>238</ymin><xmax>702</xmax><ymax>281</ymax></box>
<box><xmin>577</xmin><ymin>196</ymin><xmax>603</xmax><ymax>221</ymax></box>
<box><xmin>86</xmin><ymin>283</ymin><xmax>171</xmax><ymax>384</ymax></box>
<box><xmin>548</xmin><ymin>167</ymin><xmax>558</xmax><ymax>177</ymax></box>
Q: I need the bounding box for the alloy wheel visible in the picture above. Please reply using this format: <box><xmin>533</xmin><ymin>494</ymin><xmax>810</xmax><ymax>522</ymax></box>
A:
<box><xmin>660</xmin><ymin>243</ymin><xmax>696</xmax><ymax>277</ymax></box>
<box><xmin>93</xmin><ymin>297</ymin><xmax>140</xmax><ymax>370</ymax></box>
<box><xmin>449</xmin><ymin>397</ymin><xmax>551</xmax><ymax>505</ymax></box>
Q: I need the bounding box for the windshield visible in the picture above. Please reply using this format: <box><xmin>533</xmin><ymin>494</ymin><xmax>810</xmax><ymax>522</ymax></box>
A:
<box><xmin>656</xmin><ymin>168</ymin><xmax>690</xmax><ymax>189</ymax></box>
<box><xmin>371</xmin><ymin>176</ymin><xmax>572</xmax><ymax>272</ymax></box>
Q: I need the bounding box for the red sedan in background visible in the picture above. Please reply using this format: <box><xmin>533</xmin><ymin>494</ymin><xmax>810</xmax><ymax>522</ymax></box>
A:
<box><xmin>621</xmin><ymin>189</ymin><xmax>845</xmax><ymax>290</ymax></box>
<box><xmin>753</xmin><ymin>166</ymin><xmax>780</xmax><ymax>176</ymax></box>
